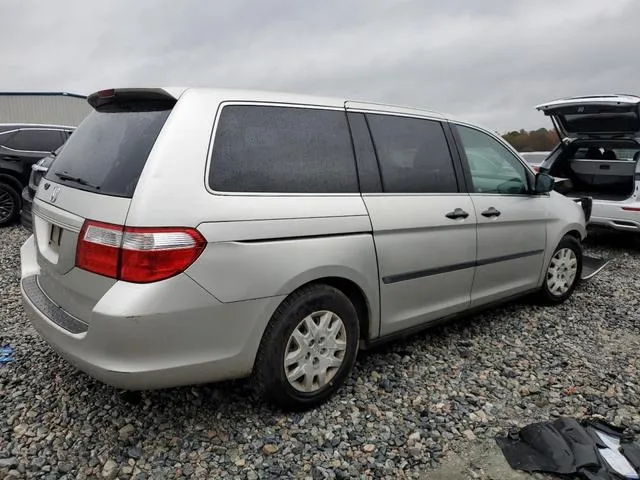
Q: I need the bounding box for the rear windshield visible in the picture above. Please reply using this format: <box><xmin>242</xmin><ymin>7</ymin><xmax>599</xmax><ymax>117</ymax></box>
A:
<box><xmin>562</xmin><ymin>112</ymin><xmax>639</xmax><ymax>134</ymax></box>
<box><xmin>46</xmin><ymin>102</ymin><xmax>171</xmax><ymax>197</ymax></box>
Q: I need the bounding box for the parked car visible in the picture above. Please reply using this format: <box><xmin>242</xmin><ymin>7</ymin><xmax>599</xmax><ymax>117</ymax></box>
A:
<box><xmin>0</xmin><ymin>124</ymin><xmax>73</xmax><ymax>227</ymax></box>
<box><xmin>20</xmin><ymin>88</ymin><xmax>588</xmax><ymax>410</ymax></box>
<box><xmin>520</xmin><ymin>151</ymin><xmax>550</xmax><ymax>173</ymax></box>
<box><xmin>21</xmin><ymin>146</ymin><xmax>65</xmax><ymax>231</ymax></box>
<box><xmin>536</xmin><ymin>95</ymin><xmax>640</xmax><ymax>234</ymax></box>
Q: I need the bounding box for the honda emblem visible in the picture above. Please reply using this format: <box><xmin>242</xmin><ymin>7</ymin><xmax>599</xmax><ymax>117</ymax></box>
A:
<box><xmin>50</xmin><ymin>186</ymin><xmax>60</xmax><ymax>203</ymax></box>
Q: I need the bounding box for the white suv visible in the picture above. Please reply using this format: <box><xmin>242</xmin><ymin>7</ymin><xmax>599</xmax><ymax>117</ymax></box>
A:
<box><xmin>537</xmin><ymin>95</ymin><xmax>640</xmax><ymax>234</ymax></box>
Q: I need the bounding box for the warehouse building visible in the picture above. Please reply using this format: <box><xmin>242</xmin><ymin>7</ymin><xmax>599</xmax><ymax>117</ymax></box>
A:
<box><xmin>0</xmin><ymin>92</ymin><xmax>91</xmax><ymax>126</ymax></box>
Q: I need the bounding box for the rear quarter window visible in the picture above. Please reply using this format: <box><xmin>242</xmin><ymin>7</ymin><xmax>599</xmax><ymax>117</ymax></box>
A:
<box><xmin>46</xmin><ymin>104</ymin><xmax>171</xmax><ymax>197</ymax></box>
<box><xmin>209</xmin><ymin>105</ymin><xmax>358</xmax><ymax>193</ymax></box>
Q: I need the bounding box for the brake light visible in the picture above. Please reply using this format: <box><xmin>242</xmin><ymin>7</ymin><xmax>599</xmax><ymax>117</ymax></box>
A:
<box><xmin>76</xmin><ymin>220</ymin><xmax>205</xmax><ymax>283</ymax></box>
<box><xmin>97</xmin><ymin>89</ymin><xmax>115</xmax><ymax>98</ymax></box>
<box><xmin>622</xmin><ymin>207</ymin><xmax>640</xmax><ymax>212</ymax></box>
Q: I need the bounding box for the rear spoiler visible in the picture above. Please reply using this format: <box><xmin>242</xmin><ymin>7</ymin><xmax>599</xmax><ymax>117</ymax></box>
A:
<box><xmin>87</xmin><ymin>88</ymin><xmax>180</xmax><ymax>109</ymax></box>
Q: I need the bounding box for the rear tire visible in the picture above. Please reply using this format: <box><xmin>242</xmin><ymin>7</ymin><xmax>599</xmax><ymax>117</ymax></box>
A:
<box><xmin>0</xmin><ymin>182</ymin><xmax>20</xmax><ymax>227</ymax></box>
<box><xmin>253</xmin><ymin>284</ymin><xmax>359</xmax><ymax>411</ymax></box>
<box><xmin>536</xmin><ymin>235</ymin><xmax>583</xmax><ymax>305</ymax></box>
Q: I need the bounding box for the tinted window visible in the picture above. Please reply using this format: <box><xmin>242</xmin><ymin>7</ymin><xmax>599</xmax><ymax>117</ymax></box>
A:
<box><xmin>209</xmin><ymin>105</ymin><xmax>358</xmax><ymax>193</ymax></box>
<box><xmin>365</xmin><ymin>114</ymin><xmax>458</xmax><ymax>193</ymax></box>
<box><xmin>562</xmin><ymin>112</ymin><xmax>639</xmax><ymax>134</ymax></box>
<box><xmin>46</xmin><ymin>104</ymin><xmax>171</xmax><ymax>197</ymax></box>
<box><xmin>457</xmin><ymin>125</ymin><xmax>529</xmax><ymax>195</ymax></box>
<box><xmin>4</xmin><ymin>129</ymin><xmax>64</xmax><ymax>152</ymax></box>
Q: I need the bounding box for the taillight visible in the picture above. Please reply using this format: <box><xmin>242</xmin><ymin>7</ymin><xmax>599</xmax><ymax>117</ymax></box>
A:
<box><xmin>622</xmin><ymin>206</ymin><xmax>640</xmax><ymax>212</ymax></box>
<box><xmin>532</xmin><ymin>166</ymin><xmax>540</xmax><ymax>173</ymax></box>
<box><xmin>76</xmin><ymin>220</ymin><xmax>205</xmax><ymax>283</ymax></box>
<box><xmin>76</xmin><ymin>221</ymin><xmax>122</xmax><ymax>278</ymax></box>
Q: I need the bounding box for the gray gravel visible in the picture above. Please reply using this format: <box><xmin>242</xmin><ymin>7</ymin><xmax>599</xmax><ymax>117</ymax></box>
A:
<box><xmin>1</xmin><ymin>224</ymin><xmax>640</xmax><ymax>479</ymax></box>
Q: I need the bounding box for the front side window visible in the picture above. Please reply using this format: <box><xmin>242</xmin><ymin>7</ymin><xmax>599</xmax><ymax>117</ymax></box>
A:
<box><xmin>457</xmin><ymin>125</ymin><xmax>529</xmax><ymax>194</ymax></box>
<box><xmin>366</xmin><ymin>114</ymin><xmax>458</xmax><ymax>193</ymax></box>
<box><xmin>209</xmin><ymin>105</ymin><xmax>358</xmax><ymax>193</ymax></box>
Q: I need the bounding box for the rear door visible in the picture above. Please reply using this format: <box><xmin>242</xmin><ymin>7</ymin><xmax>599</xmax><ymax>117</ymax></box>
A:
<box><xmin>536</xmin><ymin>95</ymin><xmax>640</xmax><ymax>139</ymax></box>
<box><xmin>346</xmin><ymin>107</ymin><xmax>477</xmax><ymax>336</ymax></box>
<box><xmin>452</xmin><ymin>123</ymin><xmax>548</xmax><ymax>306</ymax></box>
<box><xmin>32</xmin><ymin>90</ymin><xmax>176</xmax><ymax>322</ymax></box>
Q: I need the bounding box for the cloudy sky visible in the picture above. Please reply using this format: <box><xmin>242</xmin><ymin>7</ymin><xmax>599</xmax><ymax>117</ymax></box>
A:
<box><xmin>1</xmin><ymin>0</ymin><xmax>639</xmax><ymax>132</ymax></box>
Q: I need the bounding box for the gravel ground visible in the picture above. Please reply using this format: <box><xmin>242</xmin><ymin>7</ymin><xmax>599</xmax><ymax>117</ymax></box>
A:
<box><xmin>1</xmin><ymin>224</ymin><xmax>640</xmax><ymax>479</ymax></box>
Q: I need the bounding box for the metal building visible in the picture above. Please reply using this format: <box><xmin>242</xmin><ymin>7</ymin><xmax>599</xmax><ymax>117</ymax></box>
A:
<box><xmin>0</xmin><ymin>92</ymin><xmax>91</xmax><ymax>127</ymax></box>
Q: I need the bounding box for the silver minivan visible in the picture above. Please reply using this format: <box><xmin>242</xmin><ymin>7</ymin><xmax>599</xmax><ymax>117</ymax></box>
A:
<box><xmin>21</xmin><ymin>88</ymin><xmax>588</xmax><ymax>409</ymax></box>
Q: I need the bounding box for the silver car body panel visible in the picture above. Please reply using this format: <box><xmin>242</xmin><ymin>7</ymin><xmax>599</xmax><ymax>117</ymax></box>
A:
<box><xmin>20</xmin><ymin>87</ymin><xmax>587</xmax><ymax>390</ymax></box>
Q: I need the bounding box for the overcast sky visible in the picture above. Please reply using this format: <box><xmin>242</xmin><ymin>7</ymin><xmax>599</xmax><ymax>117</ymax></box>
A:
<box><xmin>1</xmin><ymin>0</ymin><xmax>639</xmax><ymax>132</ymax></box>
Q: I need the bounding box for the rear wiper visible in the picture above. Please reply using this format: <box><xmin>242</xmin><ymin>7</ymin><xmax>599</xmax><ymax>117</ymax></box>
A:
<box><xmin>54</xmin><ymin>172</ymin><xmax>100</xmax><ymax>189</ymax></box>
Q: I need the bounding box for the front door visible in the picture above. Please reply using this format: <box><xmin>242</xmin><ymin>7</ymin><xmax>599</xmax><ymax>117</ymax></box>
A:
<box><xmin>353</xmin><ymin>111</ymin><xmax>477</xmax><ymax>336</ymax></box>
<box><xmin>453</xmin><ymin>123</ymin><xmax>549</xmax><ymax>306</ymax></box>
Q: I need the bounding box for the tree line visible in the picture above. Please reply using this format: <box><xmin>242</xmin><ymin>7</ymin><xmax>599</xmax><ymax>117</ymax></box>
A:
<box><xmin>501</xmin><ymin>128</ymin><xmax>558</xmax><ymax>152</ymax></box>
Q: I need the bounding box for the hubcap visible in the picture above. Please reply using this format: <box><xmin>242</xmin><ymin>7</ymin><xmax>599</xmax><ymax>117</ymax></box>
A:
<box><xmin>284</xmin><ymin>310</ymin><xmax>347</xmax><ymax>393</ymax></box>
<box><xmin>546</xmin><ymin>247</ymin><xmax>578</xmax><ymax>296</ymax></box>
<box><xmin>0</xmin><ymin>190</ymin><xmax>15</xmax><ymax>222</ymax></box>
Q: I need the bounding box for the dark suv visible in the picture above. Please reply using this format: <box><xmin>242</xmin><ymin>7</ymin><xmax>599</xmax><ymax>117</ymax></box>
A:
<box><xmin>0</xmin><ymin>124</ymin><xmax>72</xmax><ymax>227</ymax></box>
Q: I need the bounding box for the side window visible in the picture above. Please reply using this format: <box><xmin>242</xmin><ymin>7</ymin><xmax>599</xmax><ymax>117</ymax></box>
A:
<box><xmin>0</xmin><ymin>131</ymin><xmax>15</xmax><ymax>147</ymax></box>
<box><xmin>456</xmin><ymin>125</ymin><xmax>529</xmax><ymax>195</ymax></box>
<box><xmin>365</xmin><ymin>114</ymin><xmax>458</xmax><ymax>193</ymax></box>
<box><xmin>4</xmin><ymin>129</ymin><xmax>64</xmax><ymax>152</ymax></box>
<box><xmin>209</xmin><ymin>105</ymin><xmax>358</xmax><ymax>193</ymax></box>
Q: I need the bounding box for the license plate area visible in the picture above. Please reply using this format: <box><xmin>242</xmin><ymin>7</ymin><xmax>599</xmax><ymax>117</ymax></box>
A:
<box><xmin>49</xmin><ymin>224</ymin><xmax>63</xmax><ymax>251</ymax></box>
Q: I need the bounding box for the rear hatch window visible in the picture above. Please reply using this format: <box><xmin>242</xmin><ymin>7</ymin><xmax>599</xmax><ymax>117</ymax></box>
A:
<box><xmin>562</xmin><ymin>107</ymin><xmax>639</xmax><ymax>134</ymax></box>
<box><xmin>45</xmin><ymin>100</ymin><xmax>172</xmax><ymax>197</ymax></box>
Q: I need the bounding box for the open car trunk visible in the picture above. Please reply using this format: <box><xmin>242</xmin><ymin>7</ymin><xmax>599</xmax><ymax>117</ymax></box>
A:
<box><xmin>536</xmin><ymin>95</ymin><xmax>640</xmax><ymax>201</ymax></box>
<box><xmin>545</xmin><ymin>141</ymin><xmax>639</xmax><ymax>201</ymax></box>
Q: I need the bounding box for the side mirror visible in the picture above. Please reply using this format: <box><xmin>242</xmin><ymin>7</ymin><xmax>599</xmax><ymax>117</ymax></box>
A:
<box><xmin>534</xmin><ymin>173</ymin><xmax>554</xmax><ymax>194</ymax></box>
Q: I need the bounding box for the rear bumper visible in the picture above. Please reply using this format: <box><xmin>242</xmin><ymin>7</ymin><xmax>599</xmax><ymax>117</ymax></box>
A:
<box><xmin>20</xmin><ymin>187</ymin><xmax>33</xmax><ymax>231</ymax></box>
<box><xmin>588</xmin><ymin>199</ymin><xmax>640</xmax><ymax>232</ymax></box>
<box><xmin>20</xmin><ymin>235</ymin><xmax>283</xmax><ymax>390</ymax></box>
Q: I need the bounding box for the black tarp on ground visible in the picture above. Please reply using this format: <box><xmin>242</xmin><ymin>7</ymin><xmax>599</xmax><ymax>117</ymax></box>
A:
<box><xmin>496</xmin><ymin>417</ymin><xmax>640</xmax><ymax>479</ymax></box>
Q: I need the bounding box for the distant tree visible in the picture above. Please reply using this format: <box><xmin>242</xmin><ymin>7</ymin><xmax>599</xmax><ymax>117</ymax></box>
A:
<box><xmin>502</xmin><ymin>128</ymin><xmax>558</xmax><ymax>152</ymax></box>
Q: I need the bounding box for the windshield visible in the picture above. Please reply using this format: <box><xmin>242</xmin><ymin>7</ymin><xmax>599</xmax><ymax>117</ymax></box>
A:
<box><xmin>45</xmin><ymin>103</ymin><xmax>171</xmax><ymax>197</ymax></box>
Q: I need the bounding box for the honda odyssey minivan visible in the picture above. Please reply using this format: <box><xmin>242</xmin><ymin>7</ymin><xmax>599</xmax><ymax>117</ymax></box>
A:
<box><xmin>21</xmin><ymin>88</ymin><xmax>588</xmax><ymax>410</ymax></box>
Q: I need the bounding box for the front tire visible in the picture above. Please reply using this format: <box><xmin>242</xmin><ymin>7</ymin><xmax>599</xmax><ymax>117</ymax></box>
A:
<box><xmin>537</xmin><ymin>235</ymin><xmax>583</xmax><ymax>305</ymax></box>
<box><xmin>0</xmin><ymin>182</ymin><xmax>20</xmax><ymax>227</ymax></box>
<box><xmin>253</xmin><ymin>284</ymin><xmax>360</xmax><ymax>411</ymax></box>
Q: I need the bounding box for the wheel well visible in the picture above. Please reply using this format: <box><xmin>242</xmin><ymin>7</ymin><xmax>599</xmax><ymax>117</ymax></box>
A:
<box><xmin>0</xmin><ymin>174</ymin><xmax>22</xmax><ymax>194</ymax></box>
<box><xmin>565</xmin><ymin>230</ymin><xmax>582</xmax><ymax>241</ymax></box>
<box><xmin>302</xmin><ymin>277</ymin><xmax>371</xmax><ymax>341</ymax></box>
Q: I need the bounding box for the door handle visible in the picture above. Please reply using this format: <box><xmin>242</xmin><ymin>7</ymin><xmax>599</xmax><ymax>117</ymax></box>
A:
<box><xmin>1</xmin><ymin>155</ymin><xmax>19</xmax><ymax>162</ymax></box>
<box><xmin>445</xmin><ymin>208</ymin><xmax>469</xmax><ymax>220</ymax></box>
<box><xmin>481</xmin><ymin>207</ymin><xmax>501</xmax><ymax>218</ymax></box>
